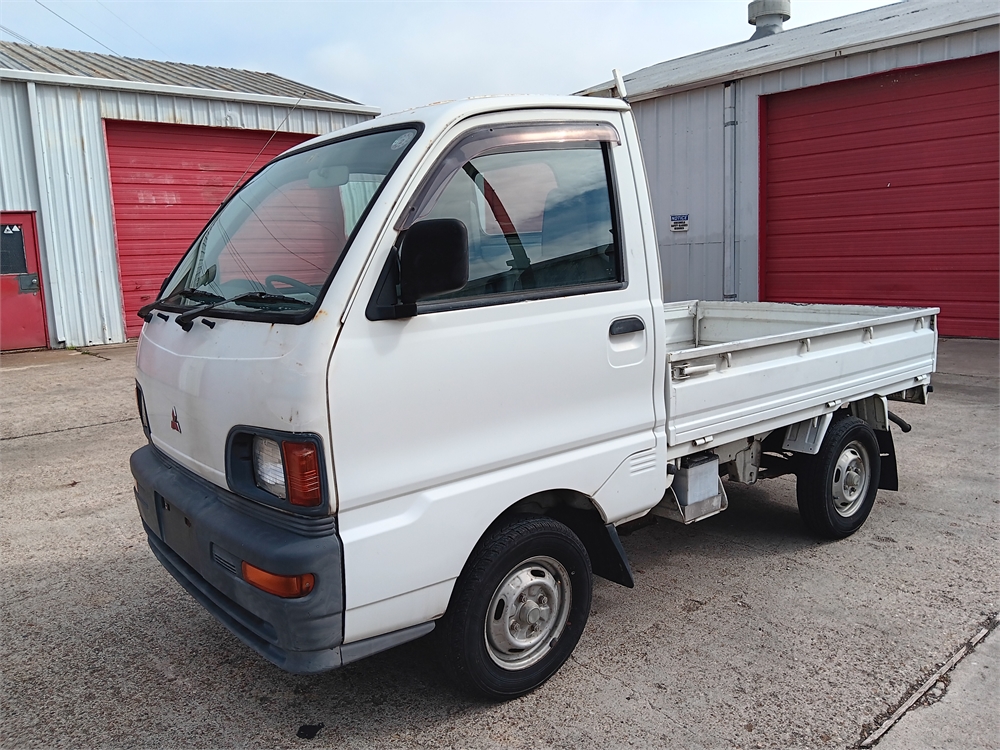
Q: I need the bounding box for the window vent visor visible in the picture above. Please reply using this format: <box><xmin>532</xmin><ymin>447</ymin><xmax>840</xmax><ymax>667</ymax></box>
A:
<box><xmin>397</xmin><ymin>122</ymin><xmax>621</xmax><ymax>231</ymax></box>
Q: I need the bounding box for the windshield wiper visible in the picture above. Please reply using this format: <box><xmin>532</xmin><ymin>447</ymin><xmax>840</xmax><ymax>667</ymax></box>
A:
<box><xmin>174</xmin><ymin>289</ymin><xmax>224</xmax><ymax>303</ymax></box>
<box><xmin>136</xmin><ymin>289</ymin><xmax>224</xmax><ymax>321</ymax></box>
<box><xmin>230</xmin><ymin>293</ymin><xmax>312</xmax><ymax>310</ymax></box>
<box><xmin>174</xmin><ymin>291</ymin><xmax>310</xmax><ymax>331</ymax></box>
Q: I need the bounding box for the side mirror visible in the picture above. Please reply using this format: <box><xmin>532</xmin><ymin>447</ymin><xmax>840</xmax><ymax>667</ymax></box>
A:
<box><xmin>399</xmin><ymin>219</ymin><xmax>469</xmax><ymax>304</ymax></box>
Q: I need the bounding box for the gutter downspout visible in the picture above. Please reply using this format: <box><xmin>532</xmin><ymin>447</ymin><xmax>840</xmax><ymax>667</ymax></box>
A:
<box><xmin>723</xmin><ymin>81</ymin><xmax>738</xmax><ymax>300</ymax></box>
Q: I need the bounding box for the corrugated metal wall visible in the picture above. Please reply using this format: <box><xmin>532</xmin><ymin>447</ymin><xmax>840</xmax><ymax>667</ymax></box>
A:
<box><xmin>0</xmin><ymin>82</ymin><xmax>39</xmax><ymax>211</ymax></box>
<box><xmin>632</xmin><ymin>86</ymin><xmax>725</xmax><ymax>302</ymax></box>
<box><xmin>0</xmin><ymin>81</ymin><xmax>370</xmax><ymax>347</ymax></box>
<box><xmin>632</xmin><ymin>25</ymin><xmax>1000</xmax><ymax>304</ymax></box>
<box><xmin>97</xmin><ymin>90</ymin><xmax>362</xmax><ymax>135</ymax></box>
<box><xmin>34</xmin><ymin>84</ymin><xmax>125</xmax><ymax>345</ymax></box>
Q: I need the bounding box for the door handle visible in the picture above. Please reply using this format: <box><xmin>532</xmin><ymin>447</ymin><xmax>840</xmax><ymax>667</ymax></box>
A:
<box><xmin>609</xmin><ymin>317</ymin><xmax>645</xmax><ymax>336</ymax></box>
<box><xmin>17</xmin><ymin>273</ymin><xmax>39</xmax><ymax>294</ymax></box>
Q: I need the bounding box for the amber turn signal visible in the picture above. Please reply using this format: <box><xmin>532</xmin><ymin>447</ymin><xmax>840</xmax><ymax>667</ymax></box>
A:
<box><xmin>281</xmin><ymin>441</ymin><xmax>322</xmax><ymax>506</ymax></box>
<box><xmin>241</xmin><ymin>561</ymin><xmax>315</xmax><ymax>598</ymax></box>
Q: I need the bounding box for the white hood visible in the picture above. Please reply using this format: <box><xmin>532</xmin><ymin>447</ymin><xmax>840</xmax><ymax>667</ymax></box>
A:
<box><xmin>136</xmin><ymin>314</ymin><xmax>335</xmax><ymax>494</ymax></box>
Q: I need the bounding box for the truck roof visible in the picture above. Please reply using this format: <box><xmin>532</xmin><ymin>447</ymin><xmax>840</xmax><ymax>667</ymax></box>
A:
<box><xmin>285</xmin><ymin>94</ymin><xmax>630</xmax><ymax>156</ymax></box>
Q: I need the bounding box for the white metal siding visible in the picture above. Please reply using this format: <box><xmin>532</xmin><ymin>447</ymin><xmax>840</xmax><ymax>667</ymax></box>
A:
<box><xmin>1</xmin><ymin>82</ymin><xmax>370</xmax><ymax>347</ymax></box>
<box><xmin>31</xmin><ymin>84</ymin><xmax>124</xmax><ymax>346</ymax></box>
<box><xmin>632</xmin><ymin>85</ymin><xmax>725</xmax><ymax>302</ymax></box>
<box><xmin>0</xmin><ymin>81</ymin><xmax>39</xmax><ymax>212</ymax></box>
<box><xmin>97</xmin><ymin>90</ymin><xmax>367</xmax><ymax>135</ymax></box>
<box><xmin>634</xmin><ymin>26</ymin><xmax>1000</xmax><ymax>304</ymax></box>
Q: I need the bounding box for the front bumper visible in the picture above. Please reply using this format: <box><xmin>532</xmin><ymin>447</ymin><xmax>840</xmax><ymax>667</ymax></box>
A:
<box><xmin>130</xmin><ymin>444</ymin><xmax>345</xmax><ymax>673</ymax></box>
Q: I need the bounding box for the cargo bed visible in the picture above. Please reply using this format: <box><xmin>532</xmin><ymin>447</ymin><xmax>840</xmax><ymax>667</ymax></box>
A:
<box><xmin>662</xmin><ymin>301</ymin><xmax>938</xmax><ymax>454</ymax></box>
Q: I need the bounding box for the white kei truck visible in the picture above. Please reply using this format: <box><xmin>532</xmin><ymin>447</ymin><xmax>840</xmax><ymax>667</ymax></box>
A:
<box><xmin>131</xmin><ymin>96</ymin><xmax>938</xmax><ymax>699</ymax></box>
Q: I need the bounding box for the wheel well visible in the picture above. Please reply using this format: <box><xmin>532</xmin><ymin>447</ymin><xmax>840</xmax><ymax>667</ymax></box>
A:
<box><xmin>506</xmin><ymin>488</ymin><xmax>598</xmax><ymax>518</ymax></box>
<box><xmin>500</xmin><ymin>490</ymin><xmax>634</xmax><ymax>588</ymax></box>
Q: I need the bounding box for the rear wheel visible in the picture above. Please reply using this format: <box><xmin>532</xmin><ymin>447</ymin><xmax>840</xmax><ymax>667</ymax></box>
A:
<box><xmin>437</xmin><ymin>515</ymin><xmax>592</xmax><ymax>700</ymax></box>
<box><xmin>796</xmin><ymin>416</ymin><xmax>881</xmax><ymax>539</ymax></box>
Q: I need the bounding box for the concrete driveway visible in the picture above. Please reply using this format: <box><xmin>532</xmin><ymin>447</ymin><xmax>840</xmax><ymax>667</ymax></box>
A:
<box><xmin>1</xmin><ymin>338</ymin><xmax>996</xmax><ymax>749</ymax></box>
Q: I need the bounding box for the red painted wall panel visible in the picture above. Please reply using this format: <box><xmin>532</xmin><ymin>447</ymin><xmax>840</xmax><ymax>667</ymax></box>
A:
<box><xmin>761</xmin><ymin>53</ymin><xmax>999</xmax><ymax>338</ymax></box>
<box><xmin>105</xmin><ymin>121</ymin><xmax>313</xmax><ymax>338</ymax></box>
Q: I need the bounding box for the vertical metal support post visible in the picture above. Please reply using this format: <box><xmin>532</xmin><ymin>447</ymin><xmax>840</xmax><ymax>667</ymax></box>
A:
<box><xmin>723</xmin><ymin>81</ymin><xmax>738</xmax><ymax>300</ymax></box>
<box><xmin>25</xmin><ymin>81</ymin><xmax>62</xmax><ymax>347</ymax></box>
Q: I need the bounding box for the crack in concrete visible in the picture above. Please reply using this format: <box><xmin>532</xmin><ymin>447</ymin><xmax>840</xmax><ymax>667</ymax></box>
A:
<box><xmin>857</xmin><ymin>613</ymin><xmax>1000</xmax><ymax>748</ymax></box>
<box><xmin>1</xmin><ymin>417</ymin><xmax>139</xmax><ymax>441</ymax></box>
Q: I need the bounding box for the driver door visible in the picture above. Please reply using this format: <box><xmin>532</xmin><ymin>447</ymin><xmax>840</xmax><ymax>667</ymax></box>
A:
<box><xmin>328</xmin><ymin>114</ymin><xmax>658</xmax><ymax>638</ymax></box>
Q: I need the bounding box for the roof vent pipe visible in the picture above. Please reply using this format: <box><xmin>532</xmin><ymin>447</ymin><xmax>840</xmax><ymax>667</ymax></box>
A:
<box><xmin>748</xmin><ymin>0</ymin><xmax>791</xmax><ymax>40</ymax></box>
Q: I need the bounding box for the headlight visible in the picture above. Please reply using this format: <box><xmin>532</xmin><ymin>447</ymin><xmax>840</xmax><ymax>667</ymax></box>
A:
<box><xmin>252</xmin><ymin>436</ymin><xmax>286</xmax><ymax>498</ymax></box>
<box><xmin>251</xmin><ymin>434</ymin><xmax>323</xmax><ymax>507</ymax></box>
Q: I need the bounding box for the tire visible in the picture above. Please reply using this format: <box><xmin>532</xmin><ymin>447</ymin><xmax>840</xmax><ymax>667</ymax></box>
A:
<box><xmin>436</xmin><ymin>515</ymin><xmax>592</xmax><ymax>700</ymax></box>
<box><xmin>796</xmin><ymin>416</ymin><xmax>881</xmax><ymax>539</ymax></box>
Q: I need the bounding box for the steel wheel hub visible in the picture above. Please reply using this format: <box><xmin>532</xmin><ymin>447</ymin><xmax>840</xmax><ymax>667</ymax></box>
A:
<box><xmin>485</xmin><ymin>556</ymin><xmax>571</xmax><ymax>671</ymax></box>
<box><xmin>831</xmin><ymin>440</ymin><xmax>870</xmax><ymax>517</ymax></box>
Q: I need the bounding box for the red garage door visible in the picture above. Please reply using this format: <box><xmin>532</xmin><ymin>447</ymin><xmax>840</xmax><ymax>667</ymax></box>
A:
<box><xmin>761</xmin><ymin>53</ymin><xmax>999</xmax><ymax>338</ymax></box>
<box><xmin>105</xmin><ymin>121</ymin><xmax>315</xmax><ymax>338</ymax></box>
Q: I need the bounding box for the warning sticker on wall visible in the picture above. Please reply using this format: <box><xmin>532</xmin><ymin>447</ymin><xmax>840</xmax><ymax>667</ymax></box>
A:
<box><xmin>669</xmin><ymin>214</ymin><xmax>689</xmax><ymax>232</ymax></box>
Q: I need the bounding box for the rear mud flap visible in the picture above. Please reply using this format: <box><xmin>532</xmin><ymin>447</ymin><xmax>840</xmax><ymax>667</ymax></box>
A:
<box><xmin>875</xmin><ymin>428</ymin><xmax>899</xmax><ymax>491</ymax></box>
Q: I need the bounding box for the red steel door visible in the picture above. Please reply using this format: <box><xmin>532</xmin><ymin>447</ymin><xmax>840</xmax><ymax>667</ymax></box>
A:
<box><xmin>1</xmin><ymin>212</ymin><xmax>48</xmax><ymax>351</ymax></box>
<box><xmin>761</xmin><ymin>53</ymin><xmax>999</xmax><ymax>338</ymax></box>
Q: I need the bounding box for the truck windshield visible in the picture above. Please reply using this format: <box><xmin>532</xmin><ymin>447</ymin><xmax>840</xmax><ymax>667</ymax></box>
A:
<box><xmin>158</xmin><ymin>126</ymin><xmax>419</xmax><ymax>319</ymax></box>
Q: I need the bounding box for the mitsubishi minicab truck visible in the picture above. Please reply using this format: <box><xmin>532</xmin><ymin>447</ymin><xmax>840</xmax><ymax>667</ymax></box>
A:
<box><xmin>131</xmin><ymin>96</ymin><xmax>937</xmax><ymax>699</ymax></box>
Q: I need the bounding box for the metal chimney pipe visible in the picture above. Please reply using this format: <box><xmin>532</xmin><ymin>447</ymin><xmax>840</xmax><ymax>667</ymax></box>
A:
<box><xmin>748</xmin><ymin>0</ymin><xmax>791</xmax><ymax>40</ymax></box>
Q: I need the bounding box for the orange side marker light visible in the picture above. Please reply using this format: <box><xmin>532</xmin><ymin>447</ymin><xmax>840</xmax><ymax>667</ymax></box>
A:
<box><xmin>242</xmin><ymin>561</ymin><xmax>315</xmax><ymax>598</ymax></box>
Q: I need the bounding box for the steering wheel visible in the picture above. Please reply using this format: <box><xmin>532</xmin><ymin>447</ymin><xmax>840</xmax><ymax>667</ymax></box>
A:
<box><xmin>264</xmin><ymin>275</ymin><xmax>316</xmax><ymax>295</ymax></box>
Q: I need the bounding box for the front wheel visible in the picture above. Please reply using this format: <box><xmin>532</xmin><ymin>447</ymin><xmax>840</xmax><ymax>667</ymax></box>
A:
<box><xmin>796</xmin><ymin>416</ymin><xmax>881</xmax><ymax>539</ymax></box>
<box><xmin>437</xmin><ymin>515</ymin><xmax>592</xmax><ymax>700</ymax></box>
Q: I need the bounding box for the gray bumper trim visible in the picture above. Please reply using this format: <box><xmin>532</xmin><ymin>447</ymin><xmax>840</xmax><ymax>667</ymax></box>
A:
<box><xmin>132</xmin><ymin>444</ymin><xmax>436</xmax><ymax>674</ymax></box>
<box><xmin>149</xmin><ymin>526</ymin><xmax>435</xmax><ymax>672</ymax></box>
<box><xmin>147</xmin><ymin>525</ymin><xmax>344</xmax><ymax>673</ymax></box>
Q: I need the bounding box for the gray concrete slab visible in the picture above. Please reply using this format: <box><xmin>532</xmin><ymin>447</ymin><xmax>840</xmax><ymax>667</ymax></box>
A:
<box><xmin>0</xmin><ymin>344</ymin><xmax>137</xmax><ymax>439</ymax></box>
<box><xmin>936</xmin><ymin>337</ymin><xmax>999</xmax><ymax>380</ymax></box>
<box><xmin>0</xmin><ymin>337</ymin><xmax>997</xmax><ymax>749</ymax></box>
<box><xmin>877</xmin><ymin>627</ymin><xmax>1000</xmax><ymax>750</ymax></box>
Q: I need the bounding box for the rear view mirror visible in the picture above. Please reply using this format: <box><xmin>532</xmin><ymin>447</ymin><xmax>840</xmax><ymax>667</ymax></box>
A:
<box><xmin>399</xmin><ymin>219</ymin><xmax>469</xmax><ymax>304</ymax></box>
<box><xmin>308</xmin><ymin>165</ymin><xmax>349</xmax><ymax>188</ymax></box>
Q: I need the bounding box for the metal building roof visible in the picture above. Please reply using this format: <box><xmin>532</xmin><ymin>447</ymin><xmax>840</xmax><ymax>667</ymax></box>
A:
<box><xmin>579</xmin><ymin>0</ymin><xmax>999</xmax><ymax>102</ymax></box>
<box><xmin>0</xmin><ymin>40</ymin><xmax>359</xmax><ymax>105</ymax></box>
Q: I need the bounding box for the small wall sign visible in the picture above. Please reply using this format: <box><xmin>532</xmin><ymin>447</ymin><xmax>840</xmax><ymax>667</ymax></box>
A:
<box><xmin>669</xmin><ymin>214</ymin><xmax>689</xmax><ymax>232</ymax></box>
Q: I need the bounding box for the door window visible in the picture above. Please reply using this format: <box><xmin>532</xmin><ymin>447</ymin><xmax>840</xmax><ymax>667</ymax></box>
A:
<box><xmin>418</xmin><ymin>142</ymin><xmax>622</xmax><ymax>303</ymax></box>
<box><xmin>1</xmin><ymin>224</ymin><xmax>29</xmax><ymax>275</ymax></box>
